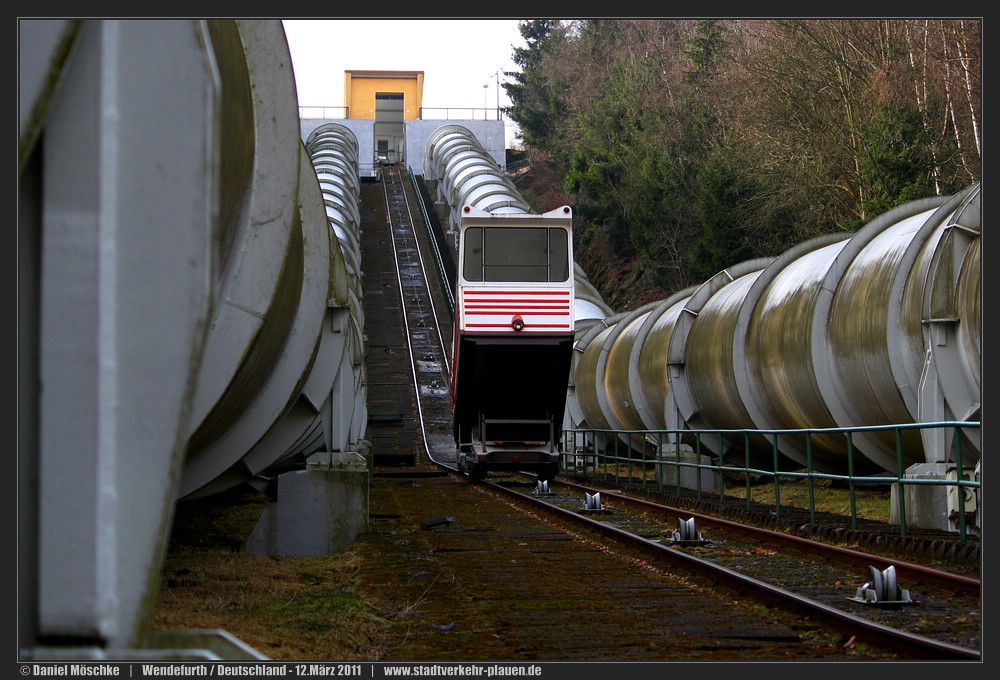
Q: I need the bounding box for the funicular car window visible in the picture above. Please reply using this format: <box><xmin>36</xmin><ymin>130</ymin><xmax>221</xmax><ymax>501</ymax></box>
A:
<box><xmin>463</xmin><ymin>227</ymin><xmax>569</xmax><ymax>283</ymax></box>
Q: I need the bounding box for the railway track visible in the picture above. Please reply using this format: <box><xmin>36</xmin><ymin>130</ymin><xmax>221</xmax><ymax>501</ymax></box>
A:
<box><xmin>376</xmin><ymin>163</ymin><xmax>455</xmax><ymax>463</ymax></box>
<box><xmin>363</xmin><ymin>165</ymin><xmax>982</xmax><ymax>661</ymax></box>
<box><xmin>489</xmin><ymin>473</ymin><xmax>981</xmax><ymax>658</ymax></box>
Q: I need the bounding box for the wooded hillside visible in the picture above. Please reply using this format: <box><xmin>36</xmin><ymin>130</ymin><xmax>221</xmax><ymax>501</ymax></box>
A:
<box><xmin>504</xmin><ymin>19</ymin><xmax>981</xmax><ymax>311</ymax></box>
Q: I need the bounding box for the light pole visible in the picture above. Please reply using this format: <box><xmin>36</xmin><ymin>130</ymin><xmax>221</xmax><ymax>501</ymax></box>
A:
<box><xmin>483</xmin><ymin>83</ymin><xmax>488</xmax><ymax>120</ymax></box>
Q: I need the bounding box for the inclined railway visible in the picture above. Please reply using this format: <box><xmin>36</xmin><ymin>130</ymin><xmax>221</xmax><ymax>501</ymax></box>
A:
<box><xmin>19</xmin><ymin>19</ymin><xmax>980</xmax><ymax>661</ymax></box>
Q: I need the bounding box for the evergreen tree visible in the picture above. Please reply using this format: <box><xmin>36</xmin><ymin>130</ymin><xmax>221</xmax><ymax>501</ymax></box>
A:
<box><xmin>505</xmin><ymin>20</ymin><xmax>567</xmax><ymax>153</ymax></box>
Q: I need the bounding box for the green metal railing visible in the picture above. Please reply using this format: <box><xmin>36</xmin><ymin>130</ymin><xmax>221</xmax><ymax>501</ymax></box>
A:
<box><xmin>561</xmin><ymin>421</ymin><xmax>981</xmax><ymax>542</ymax></box>
<box><xmin>408</xmin><ymin>166</ymin><xmax>455</xmax><ymax>315</ymax></box>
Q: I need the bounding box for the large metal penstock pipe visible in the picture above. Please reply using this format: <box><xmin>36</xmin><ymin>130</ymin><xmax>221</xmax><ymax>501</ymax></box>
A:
<box><xmin>573</xmin><ymin>183</ymin><xmax>981</xmax><ymax>475</ymax></box>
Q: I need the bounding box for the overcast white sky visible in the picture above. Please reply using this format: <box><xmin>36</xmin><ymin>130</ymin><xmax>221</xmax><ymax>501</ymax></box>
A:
<box><xmin>282</xmin><ymin>19</ymin><xmax>526</xmax><ymax>111</ymax></box>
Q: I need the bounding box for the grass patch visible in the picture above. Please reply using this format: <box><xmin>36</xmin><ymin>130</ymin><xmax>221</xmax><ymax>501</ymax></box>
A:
<box><xmin>153</xmin><ymin>486</ymin><xmax>394</xmax><ymax>660</ymax></box>
<box><xmin>718</xmin><ymin>474</ymin><xmax>893</xmax><ymax>523</ymax></box>
<box><xmin>589</xmin><ymin>461</ymin><xmax>893</xmax><ymax>524</ymax></box>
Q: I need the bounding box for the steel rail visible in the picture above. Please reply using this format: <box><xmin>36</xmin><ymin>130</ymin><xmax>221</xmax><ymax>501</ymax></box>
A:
<box><xmin>381</xmin><ymin>164</ymin><xmax>454</xmax><ymax>468</ymax></box>
<box><xmin>483</xmin><ymin>477</ymin><xmax>981</xmax><ymax>661</ymax></box>
<box><xmin>555</xmin><ymin>478</ymin><xmax>981</xmax><ymax>597</ymax></box>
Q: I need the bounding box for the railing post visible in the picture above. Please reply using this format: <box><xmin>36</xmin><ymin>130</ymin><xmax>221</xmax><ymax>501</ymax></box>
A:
<box><xmin>954</xmin><ymin>426</ymin><xmax>967</xmax><ymax>542</ymax></box>
<box><xmin>771</xmin><ymin>432</ymin><xmax>781</xmax><ymax>519</ymax></box>
<box><xmin>674</xmin><ymin>436</ymin><xmax>683</xmax><ymax>498</ymax></box>
<box><xmin>614</xmin><ymin>432</ymin><xmax>621</xmax><ymax>481</ymax></box>
<box><xmin>805</xmin><ymin>432</ymin><xmax>816</xmax><ymax>525</ymax></box>
<box><xmin>656</xmin><ymin>431</ymin><xmax>664</xmax><ymax>494</ymax></box>
<box><xmin>846</xmin><ymin>431</ymin><xmax>858</xmax><ymax>530</ymax></box>
<box><xmin>628</xmin><ymin>432</ymin><xmax>635</xmax><ymax>490</ymax></box>
<box><xmin>693</xmin><ymin>432</ymin><xmax>703</xmax><ymax>501</ymax></box>
<box><xmin>895</xmin><ymin>428</ymin><xmax>908</xmax><ymax>538</ymax></box>
<box><xmin>642</xmin><ymin>433</ymin><xmax>650</xmax><ymax>493</ymax></box>
<box><xmin>741</xmin><ymin>432</ymin><xmax>752</xmax><ymax>512</ymax></box>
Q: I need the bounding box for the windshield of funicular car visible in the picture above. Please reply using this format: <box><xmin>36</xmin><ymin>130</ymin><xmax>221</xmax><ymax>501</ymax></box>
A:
<box><xmin>462</xmin><ymin>226</ymin><xmax>569</xmax><ymax>283</ymax></box>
